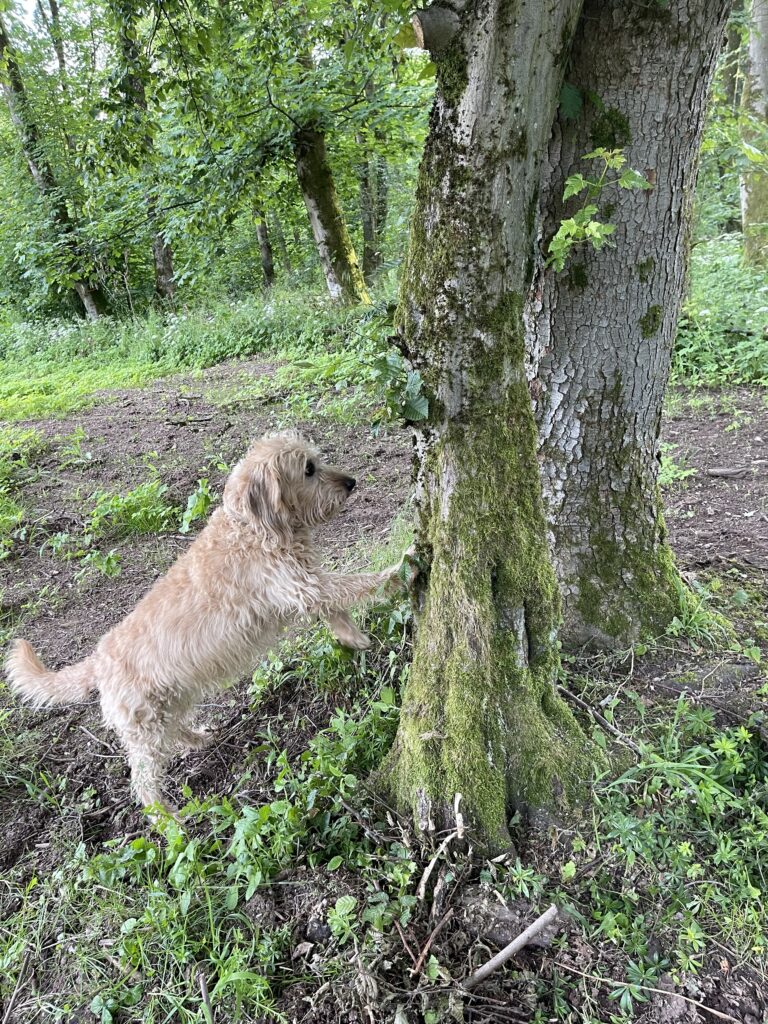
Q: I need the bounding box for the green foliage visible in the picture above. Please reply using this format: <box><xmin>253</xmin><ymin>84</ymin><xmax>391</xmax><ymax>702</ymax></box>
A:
<box><xmin>180</xmin><ymin>478</ymin><xmax>216</xmax><ymax>534</ymax></box>
<box><xmin>547</xmin><ymin>148</ymin><xmax>652</xmax><ymax>272</ymax></box>
<box><xmin>657</xmin><ymin>442</ymin><xmax>696</xmax><ymax>487</ymax></box>
<box><xmin>88</xmin><ymin>479</ymin><xmax>176</xmax><ymax>539</ymax></box>
<box><xmin>674</xmin><ymin>236</ymin><xmax>768</xmax><ymax>386</ymax></box>
<box><xmin>0</xmin><ymin>425</ymin><xmax>46</xmax><ymax>559</ymax></box>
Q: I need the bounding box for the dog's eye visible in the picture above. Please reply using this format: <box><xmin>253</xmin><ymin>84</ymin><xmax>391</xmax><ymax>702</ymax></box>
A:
<box><xmin>305</xmin><ymin>460</ymin><xmax>316</xmax><ymax>477</ymax></box>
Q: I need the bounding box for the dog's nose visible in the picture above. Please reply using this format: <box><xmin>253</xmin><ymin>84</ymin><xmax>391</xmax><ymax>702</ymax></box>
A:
<box><xmin>344</xmin><ymin>476</ymin><xmax>356</xmax><ymax>493</ymax></box>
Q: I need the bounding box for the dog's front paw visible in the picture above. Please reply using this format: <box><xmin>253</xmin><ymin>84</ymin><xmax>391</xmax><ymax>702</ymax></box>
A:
<box><xmin>345</xmin><ymin>632</ymin><xmax>373</xmax><ymax>651</ymax></box>
<box><xmin>388</xmin><ymin>545</ymin><xmax>420</xmax><ymax>591</ymax></box>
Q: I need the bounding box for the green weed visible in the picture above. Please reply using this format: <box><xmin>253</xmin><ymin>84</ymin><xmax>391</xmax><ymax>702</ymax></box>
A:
<box><xmin>88</xmin><ymin>479</ymin><xmax>176</xmax><ymax>539</ymax></box>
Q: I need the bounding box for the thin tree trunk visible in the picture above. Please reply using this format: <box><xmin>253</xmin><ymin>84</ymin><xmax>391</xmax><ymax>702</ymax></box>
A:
<box><xmin>115</xmin><ymin>10</ymin><xmax>176</xmax><ymax>302</ymax></box>
<box><xmin>528</xmin><ymin>0</ymin><xmax>729</xmax><ymax>650</ymax></box>
<box><xmin>293</xmin><ymin>126</ymin><xmax>370</xmax><ymax>304</ymax></box>
<box><xmin>254</xmin><ymin>209</ymin><xmax>275</xmax><ymax>287</ymax></box>
<box><xmin>270</xmin><ymin>212</ymin><xmax>291</xmax><ymax>272</ymax></box>
<box><xmin>358</xmin><ymin>140</ymin><xmax>378</xmax><ymax>283</ymax></box>
<box><xmin>0</xmin><ymin>12</ymin><xmax>108</xmax><ymax>317</ymax></box>
<box><xmin>722</xmin><ymin>0</ymin><xmax>745</xmax><ymax>110</ymax></box>
<box><xmin>374</xmin><ymin>153</ymin><xmax>388</xmax><ymax>262</ymax></box>
<box><xmin>385</xmin><ymin>0</ymin><xmax>597</xmax><ymax>850</ymax></box>
<box><xmin>741</xmin><ymin>0</ymin><xmax>768</xmax><ymax>263</ymax></box>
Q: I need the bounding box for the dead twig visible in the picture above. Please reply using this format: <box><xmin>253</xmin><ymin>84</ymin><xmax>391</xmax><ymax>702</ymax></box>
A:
<box><xmin>416</xmin><ymin>829</ymin><xmax>459</xmax><ymax>901</ymax></box>
<box><xmin>410</xmin><ymin>908</ymin><xmax>454</xmax><ymax>978</ymax></box>
<box><xmin>78</xmin><ymin>724</ymin><xmax>116</xmax><ymax>753</ymax></box>
<box><xmin>2</xmin><ymin>949</ymin><xmax>31</xmax><ymax>1024</ymax></box>
<box><xmin>553</xmin><ymin>961</ymin><xmax>741</xmax><ymax>1023</ymax></box>
<box><xmin>198</xmin><ymin>969</ymin><xmax>214</xmax><ymax>1024</ymax></box>
<box><xmin>462</xmin><ymin>904</ymin><xmax>560</xmax><ymax>992</ymax></box>
<box><xmin>394</xmin><ymin>920</ymin><xmax>418</xmax><ymax>966</ymax></box>
<box><xmin>557</xmin><ymin>685</ymin><xmax>642</xmax><ymax>754</ymax></box>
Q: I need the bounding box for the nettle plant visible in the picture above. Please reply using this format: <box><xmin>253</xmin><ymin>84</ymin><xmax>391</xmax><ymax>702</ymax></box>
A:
<box><xmin>547</xmin><ymin>148</ymin><xmax>652</xmax><ymax>272</ymax></box>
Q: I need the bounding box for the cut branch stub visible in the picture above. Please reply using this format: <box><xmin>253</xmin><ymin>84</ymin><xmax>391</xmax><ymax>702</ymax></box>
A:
<box><xmin>412</xmin><ymin>5</ymin><xmax>461</xmax><ymax>57</ymax></box>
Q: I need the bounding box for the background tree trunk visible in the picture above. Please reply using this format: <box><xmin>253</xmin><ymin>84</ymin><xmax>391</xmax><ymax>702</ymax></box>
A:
<box><xmin>293</xmin><ymin>126</ymin><xmax>369</xmax><ymax>304</ymax></box>
<box><xmin>0</xmin><ymin>12</ymin><xmax>108</xmax><ymax>318</ymax></box>
<box><xmin>254</xmin><ymin>209</ymin><xmax>275</xmax><ymax>287</ymax></box>
<box><xmin>270</xmin><ymin>212</ymin><xmax>292</xmax><ymax>272</ymax></box>
<box><xmin>385</xmin><ymin>0</ymin><xmax>596</xmax><ymax>851</ymax></box>
<box><xmin>528</xmin><ymin>0</ymin><xmax>730</xmax><ymax>650</ymax></box>
<box><xmin>115</xmin><ymin>9</ymin><xmax>176</xmax><ymax>302</ymax></box>
<box><xmin>741</xmin><ymin>0</ymin><xmax>768</xmax><ymax>263</ymax></box>
<box><xmin>358</xmin><ymin>140</ymin><xmax>378</xmax><ymax>283</ymax></box>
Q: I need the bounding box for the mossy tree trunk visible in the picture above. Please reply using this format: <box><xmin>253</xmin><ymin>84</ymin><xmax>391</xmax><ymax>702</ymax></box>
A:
<box><xmin>293</xmin><ymin>126</ymin><xmax>370</xmax><ymax>304</ymax></box>
<box><xmin>741</xmin><ymin>0</ymin><xmax>768</xmax><ymax>264</ymax></box>
<box><xmin>386</xmin><ymin>0</ymin><xmax>598</xmax><ymax>851</ymax></box>
<box><xmin>0</xmin><ymin>12</ymin><xmax>108</xmax><ymax>318</ymax></box>
<box><xmin>528</xmin><ymin>0</ymin><xmax>729</xmax><ymax>650</ymax></box>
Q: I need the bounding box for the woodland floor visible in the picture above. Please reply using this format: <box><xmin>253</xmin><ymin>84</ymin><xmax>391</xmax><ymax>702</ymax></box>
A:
<box><xmin>1</xmin><ymin>363</ymin><xmax>767</xmax><ymax>1022</ymax></box>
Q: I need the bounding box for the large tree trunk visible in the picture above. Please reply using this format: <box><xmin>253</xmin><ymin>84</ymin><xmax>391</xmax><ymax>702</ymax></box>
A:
<box><xmin>293</xmin><ymin>126</ymin><xmax>370</xmax><ymax>304</ymax></box>
<box><xmin>385</xmin><ymin>0</ymin><xmax>596</xmax><ymax>850</ymax></box>
<box><xmin>741</xmin><ymin>0</ymin><xmax>768</xmax><ymax>263</ymax></box>
<box><xmin>529</xmin><ymin>0</ymin><xmax>729</xmax><ymax>650</ymax></box>
<box><xmin>0</xmin><ymin>12</ymin><xmax>108</xmax><ymax>318</ymax></box>
<box><xmin>254</xmin><ymin>209</ymin><xmax>275</xmax><ymax>287</ymax></box>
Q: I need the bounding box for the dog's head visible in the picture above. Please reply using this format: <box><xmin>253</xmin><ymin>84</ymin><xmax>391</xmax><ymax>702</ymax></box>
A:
<box><xmin>223</xmin><ymin>431</ymin><xmax>357</xmax><ymax>548</ymax></box>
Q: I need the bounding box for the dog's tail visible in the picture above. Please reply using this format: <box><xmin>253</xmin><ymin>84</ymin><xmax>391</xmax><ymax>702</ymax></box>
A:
<box><xmin>5</xmin><ymin>640</ymin><xmax>96</xmax><ymax>708</ymax></box>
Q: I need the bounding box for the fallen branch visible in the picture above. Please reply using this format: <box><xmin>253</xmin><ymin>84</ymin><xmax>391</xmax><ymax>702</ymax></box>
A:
<box><xmin>462</xmin><ymin>904</ymin><xmax>560</xmax><ymax>992</ymax></box>
<box><xmin>410</xmin><ymin>908</ymin><xmax>454</xmax><ymax>978</ymax></box>
<box><xmin>553</xmin><ymin>961</ymin><xmax>741</xmax><ymax>1023</ymax></box>
<box><xmin>557</xmin><ymin>685</ymin><xmax>642</xmax><ymax>754</ymax></box>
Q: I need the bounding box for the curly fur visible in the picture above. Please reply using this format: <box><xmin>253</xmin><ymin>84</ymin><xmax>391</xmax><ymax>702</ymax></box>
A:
<box><xmin>5</xmin><ymin>432</ymin><xmax>404</xmax><ymax>810</ymax></box>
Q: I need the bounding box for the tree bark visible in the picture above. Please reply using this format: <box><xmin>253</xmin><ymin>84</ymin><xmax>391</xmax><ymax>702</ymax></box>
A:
<box><xmin>270</xmin><ymin>212</ymin><xmax>292</xmax><ymax>272</ymax></box>
<box><xmin>528</xmin><ymin>0</ymin><xmax>729</xmax><ymax>650</ymax></box>
<box><xmin>293</xmin><ymin>126</ymin><xmax>370</xmax><ymax>304</ymax></box>
<box><xmin>0</xmin><ymin>12</ymin><xmax>108</xmax><ymax>317</ymax></box>
<box><xmin>358</xmin><ymin>140</ymin><xmax>378</xmax><ymax>283</ymax></box>
<box><xmin>385</xmin><ymin>0</ymin><xmax>597</xmax><ymax>850</ymax></box>
<box><xmin>254</xmin><ymin>209</ymin><xmax>275</xmax><ymax>287</ymax></box>
<box><xmin>741</xmin><ymin>0</ymin><xmax>768</xmax><ymax>264</ymax></box>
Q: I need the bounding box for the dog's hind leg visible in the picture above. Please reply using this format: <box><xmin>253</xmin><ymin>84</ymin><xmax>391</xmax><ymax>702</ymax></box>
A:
<box><xmin>119</xmin><ymin>728</ymin><xmax>175</xmax><ymax>813</ymax></box>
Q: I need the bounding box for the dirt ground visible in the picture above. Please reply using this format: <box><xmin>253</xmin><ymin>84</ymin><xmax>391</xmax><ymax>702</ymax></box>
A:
<box><xmin>1</xmin><ymin>367</ymin><xmax>766</xmax><ymax>1022</ymax></box>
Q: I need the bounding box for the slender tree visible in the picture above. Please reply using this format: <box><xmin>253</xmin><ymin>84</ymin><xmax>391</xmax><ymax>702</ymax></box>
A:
<box><xmin>528</xmin><ymin>0</ymin><xmax>730</xmax><ymax>649</ymax></box>
<box><xmin>293</xmin><ymin>125</ymin><xmax>369</xmax><ymax>304</ymax></box>
<box><xmin>741</xmin><ymin>0</ymin><xmax>768</xmax><ymax>263</ymax></box>
<box><xmin>0</xmin><ymin>11</ymin><xmax>108</xmax><ymax>317</ymax></box>
<box><xmin>112</xmin><ymin>1</ymin><xmax>176</xmax><ymax>302</ymax></box>
<box><xmin>385</xmin><ymin>0</ymin><xmax>597</xmax><ymax>850</ymax></box>
<box><xmin>254</xmin><ymin>208</ymin><xmax>275</xmax><ymax>287</ymax></box>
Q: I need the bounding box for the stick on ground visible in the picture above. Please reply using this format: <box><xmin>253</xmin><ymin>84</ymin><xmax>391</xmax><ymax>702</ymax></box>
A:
<box><xmin>461</xmin><ymin>904</ymin><xmax>560</xmax><ymax>992</ymax></box>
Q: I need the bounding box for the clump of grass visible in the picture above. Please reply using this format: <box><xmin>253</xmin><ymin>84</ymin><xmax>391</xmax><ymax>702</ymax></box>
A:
<box><xmin>88</xmin><ymin>479</ymin><xmax>177</xmax><ymax>539</ymax></box>
<box><xmin>0</xmin><ymin>426</ymin><xmax>46</xmax><ymax>558</ymax></box>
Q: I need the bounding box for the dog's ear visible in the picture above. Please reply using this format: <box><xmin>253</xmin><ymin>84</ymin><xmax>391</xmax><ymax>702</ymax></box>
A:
<box><xmin>224</xmin><ymin>458</ymin><xmax>291</xmax><ymax>548</ymax></box>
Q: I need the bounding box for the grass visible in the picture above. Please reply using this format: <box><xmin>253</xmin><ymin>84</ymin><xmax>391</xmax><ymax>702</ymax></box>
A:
<box><xmin>0</xmin><ymin>288</ymin><xmax>399</xmax><ymax>424</ymax></box>
<box><xmin>674</xmin><ymin>235</ymin><xmax>768</xmax><ymax>387</ymax></box>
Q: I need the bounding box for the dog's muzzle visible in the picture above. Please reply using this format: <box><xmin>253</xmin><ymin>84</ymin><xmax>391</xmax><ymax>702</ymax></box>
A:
<box><xmin>343</xmin><ymin>476</ymin><xmax>356</xmax><ymax>493</ymax></box>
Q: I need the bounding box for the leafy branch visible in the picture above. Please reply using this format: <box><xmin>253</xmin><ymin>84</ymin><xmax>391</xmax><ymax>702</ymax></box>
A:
<box><xmin>547</xmin><ymin>147</ymin><xmax>652</xmax><ymax>272</ymax></box>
